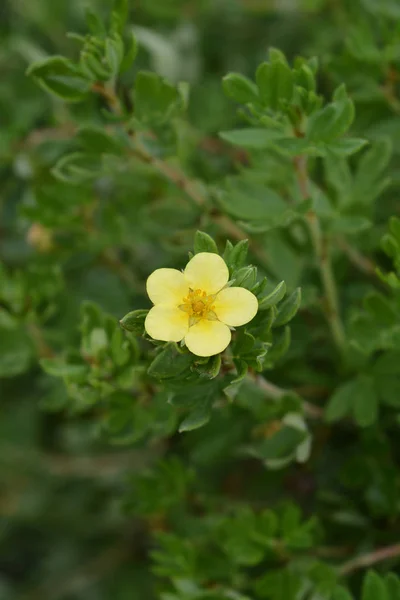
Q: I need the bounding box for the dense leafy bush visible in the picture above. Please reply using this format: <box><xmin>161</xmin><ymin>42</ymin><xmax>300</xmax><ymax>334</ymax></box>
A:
<box><xmin>2</xmin><ymin>0</ymin><xmax>400</xmax><ymax>598</ymax></box>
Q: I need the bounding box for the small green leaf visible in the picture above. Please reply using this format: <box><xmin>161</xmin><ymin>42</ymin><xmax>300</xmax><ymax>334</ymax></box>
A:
<box><xmin>219</xmin><ymin>128</ymin><xmax>284</xmax><ymax>149</ymax></box>
<box><xmin>148</xmin><ymin>343</ymin><xmax>193</xmax><ymax>379</ymax></box>
<box><xmin>40</xmin><ymin>359</ymin><xmax>88</xmax><ymax>379</ymax></box>
<box><xmin>120</xmin><ymin>309</ymin><xmax>149</xmax><ymax>334</ymax></box>
<box><xmin>327</xmin><ymin>138</ymin><xmax>368</xmax><ymax>156</ymax></box>
<box><xmin>134</xmin><ymin>71</ymin><xmax>179</xmax><ymax>124</ymax></box>
<box><xmin>273</xmin><ymin>288</ymin><xmax>301</xmax><ymax>327</ymax></box>
<box><xmin>27</xmin><ymin>56</ymin><xmax>90</xmax><ymax>102</ymax></box>
<box><xmin>256</xmin><ymin>60</ymin><xmax>294</xmax><ymax>111</ymax></box>
<box><xmin>332</xmin><ymin>586</ymin><xmax>354</xmax><ymax>600</ymax></box>
<box><xmin>307</xmin><ymin>85</ymin><xmax>354</xmax><ymax>143</ymax></box>
<box><xmin>328</xmin><ymin>216</ymin><xmax>371</xmax><ymax>235</ymax></box>
<box><xmin>353</xmin><ymin>376</ymin><xmax>379</xmax><ymax>428</ymax></box>
<box><xmin>384</xmin><ymin>573</ymin><xmax>400</xmax><ymax>599</ymax></box>
<box><xmin>255</xmin><ymin>426</ymin><xmax>306</xmax><ymax>460</ymax></box>
<box><xmin>51</xmin><ymin>152</ymin><xmax>102</xmax><ymax>184</ymax></box>
<box><xmin>362</xmin><ymin>571</ymin><xmax>389</xmax><ymax>600</ymax></box>
<box><xmin>193</xmin><ymin>231</ymin><xmax>219</xmax><ymax>254</ymax></box>
<box><xmin>179</xmin><ymin>398</ymin><xmax>213</xmax><ymax>432</ymax></box>
<box><xmin>258</xmin><ymin>281</ymin><xmax>286</xmax><ymax>310</ymax></box>
<box><xmin>325</xmin><ymin>380</ymin><xmax>355</xmax><ymax>423</ymax></box>
<box><xmin>222</xmin><ymin>73</ymin><xmax>259</xmax><ymax>104</ymax></box>
<box><xmin>76</xmin><ymin>125</ymin><xmax>123</xmax><ymax>154</ymax></box>
<box><xmin>228</xmin><ymin>239</ymin><xmax>249</xmax><ymax>271</ymax></box>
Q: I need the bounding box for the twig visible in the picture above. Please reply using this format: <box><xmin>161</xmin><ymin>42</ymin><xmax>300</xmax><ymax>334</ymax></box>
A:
<box><xmin>337</xmin><ymin>236</ymin><xmax>377</xmax><ymax>278</ymax></box>
<box><xmin>254</xmin><ymin>374</ymin><xmax>324</xmax><ymax>419</ymax></box>
<box><xmin>133</xmin><ymin>137</ymin><xmax>206</xmax><ymax>207</ymax></box>
<box><xmin>294</xmin><ymin>155</ymin><xmax>346</xmax><ymax>354</ymax></box>
<box><xmin>27</xmin><ymin>322</ymin><xmax>55</xmax><ymax>359</ymax></box>
<box><xmin>91</xmin><ymin>79</ymin><xmax>271</xmax><ymax>264</ymax></box>
<box><xmin>339</xmin><ymin>543</ymin><xmax>400</xmax><ymax>576</ymax></box>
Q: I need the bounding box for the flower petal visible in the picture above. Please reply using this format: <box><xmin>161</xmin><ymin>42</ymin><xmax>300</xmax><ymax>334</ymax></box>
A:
<box><xmin>213</xmin><ymin>287</ymin><xmax>258</xmax><ymax>326</ymax></box>
<box><xmin>184</xmin><ymin>252</ymin><xmax>229</xmax><ymax>295</ymax></box>
<box><xmin>145</xmin><ymin>305</ymin><xmax>189</xmax><ymax>342</ymax></box>
<box><xmin>146</xmin><ymin>268</ymin><xmax>189</xmax><ymax>306</ymax></box>
<box><xmin>185</xmin><ymin>319</ymin><xmax>231</xmax><ymax>357</ymax></box>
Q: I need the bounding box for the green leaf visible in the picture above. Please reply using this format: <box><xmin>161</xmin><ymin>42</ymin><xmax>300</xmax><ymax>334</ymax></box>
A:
<box><xmin>76</xmin><ymin>125</ymin><xmax>123</xmax><ymax>154</ymax></box>
<box><xmin>148</xmin><ymin>343</ymin><xmax>193</xmax><ymax>379</ymax></box>
<box><xmin>228</xmin><ymin>239</ymin><xmax>249</xmax><ymax>271</ymax></box>
<box><xmin>40</xmin><ymin>359</ymin><xmax>88</xmax><ymax>379</ymax></box>
<box><xmin>353</xmin><ymin>376</ymin><xmax>379</xmax><ymax>428</ymax></box>
<box><xmin>218</xmin><ymin>181</ymin><xmax>287</xmax><ymax>222</ymax></box>
<box><xmin>328</xmin><ymin>216</ymin><xmax>371</xmax><ymax>235</ymax></box>
<box><xmin>112</xmin><ymin>0</ymin><xmax>129</xmax><ymax>33</ymax></box>
<box><xmin>219</xmin><ymin>128</ymin><xmax>284</xmax><ymax>149</ymax></box>
<box><xmin>134</xmin><ymin>71</ymin><xmax>179</xmax><ymax>124</ymax></box>
<box><xmin>332</xmin><ymin>586</ymin><xmax>354</xmax><ymax>600</ymax></box>
<box><xmin>178</xmin><ymin>385</ymin><xmax>216</xmax><ymax>432</ymax></box>
<box><xmin>193</xmin><ymin>231</ymin><xmax>219</xmax><ymax>254</ymax></box>
<box><xmin>325</xmin><ymin>380</ymin><xmax>355</xmax><ymax>423</ymax></box>
<box><xmin>120</xmin><ymin>31</ymin><xmax>138</xmax><ymax>72</ymax></box>
<box><xmin>51</xmin><ymin>152</ymin><xmax>102</xmax><ymax>184</ymax></box>
<box><xmin>255</xmin><ymin>426</ymin><xmax>306</xmax><ymax>460</ymax></box>
<box><xmin>258</xmin><ymin>281</ymin><xmax>286</xmax><ymax>310</ymax></box>
<box><xmin>362</xmin><ymin>571</ymin><xmax>389</xmax><ymax>600</ymax></box>
<box><xmin>222</xmin><ymin>73</ymin><xmax>259</xmax><ymax>104</ymax></box>
<box><xmin>327</xmin><ymin>138</ymin><xmax>368</xmax><ymax>156</ymax></box>
<box><xmin>120</xmin><ymin>309</ymin><xmax>149</xmax><ymax>334</ymax></box>
<box><xmin>384</xmin><ymin>573</ymin><xmax>400</xmax><ymax>599</ymax></box>
<box><xmin>307</xmin><ymin>85</ymin><xmax>354</xmax><ymax>143</ymax></box>
<box><xmin>233</xmin><ymin>266</ymin><xmax>258</xmax><ymax>289</ymax></box>
<box><xmin>27</xmin><ymin>56</ymin><xmax>90</xmax><ymax>102</ymax></box>
<box><xmin>0</xmin><ymin>327</ymin><xmax>33</xmax><ymax>378</ymax></box>
<box><xmin>195</xmin><ymin>354</ymin><xmax>221</xmax><ymax>380</ymax></box>
<box><xmin>273</xmin><ymin>288</ymin><xmax>301</xmax><ymax>327</ymax></box>
<box><xmin>256</xmin><ymin>60</ymin><xmax>294</xmax><ymax>111</ymax></box>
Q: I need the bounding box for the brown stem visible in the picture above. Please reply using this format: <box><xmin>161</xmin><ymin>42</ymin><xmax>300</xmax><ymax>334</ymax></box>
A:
<box><xmin>293</xmin><ymin>156</ymin><xmax>346</xmax><ymax>354</ymax></box>
<box><xmin>27</xmin><ymin>322</ymin><xmax>55</xmax><ymax>359</ymax></box>
<box><xmin>337</xmin><ymin>236</ymin><xmax>377</xmax><ymax>278</ymax></box>
<box><xmin>254</xmin><ymin>374</ymin><xmax>324</xmax><ymax>419</ymax></box>
<box><xmin>339</xmin><ymin>543</ymin><xmax>400</xmax><ymax>576</ymax></box>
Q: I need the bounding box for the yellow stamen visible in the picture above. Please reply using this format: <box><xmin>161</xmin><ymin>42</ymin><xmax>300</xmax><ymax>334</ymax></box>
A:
<box><xmin>179</xmin><ymin>288</ymin><xmax>217</xmax><ymax>322</ymax></box>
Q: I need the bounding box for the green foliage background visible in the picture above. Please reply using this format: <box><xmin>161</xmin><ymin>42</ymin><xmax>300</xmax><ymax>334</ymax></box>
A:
<box><xmin>2</xmin><ymin>0</ymin><xmax>400</xmax><ymax>598</ymax></box>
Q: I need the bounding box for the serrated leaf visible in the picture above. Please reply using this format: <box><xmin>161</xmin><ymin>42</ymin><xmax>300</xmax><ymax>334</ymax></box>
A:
<box><xmin>273</xmin><ymin>288</ymin><xmax>301</xmax><ymax>327</ymax></box>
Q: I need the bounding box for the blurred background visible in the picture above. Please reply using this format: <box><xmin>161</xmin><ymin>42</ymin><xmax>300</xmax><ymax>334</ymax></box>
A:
<box><xmin>1</xmin><ymin>0</ymin><xmax>400</xmax><ymax>599</ymax></box>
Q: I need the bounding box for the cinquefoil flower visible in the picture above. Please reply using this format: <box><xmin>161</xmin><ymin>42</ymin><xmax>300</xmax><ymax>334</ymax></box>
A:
<box><xmin>145</xmin><ymin>252</ymin><xmax>258</xmax><ymax>357</ymax></box>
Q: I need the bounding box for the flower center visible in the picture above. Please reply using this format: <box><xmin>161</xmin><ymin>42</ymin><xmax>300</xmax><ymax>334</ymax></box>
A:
<box><xmin>179</xmin><ymin>289</ymin><xmax>217</xmax><ymax>323</ymax></box>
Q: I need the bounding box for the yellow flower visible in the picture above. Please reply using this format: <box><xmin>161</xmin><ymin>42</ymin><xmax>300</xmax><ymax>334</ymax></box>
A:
<box><xmin>145</xmin><ymin>252</ymin><xmax>258</xmax><ymax>357</ymax></box>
